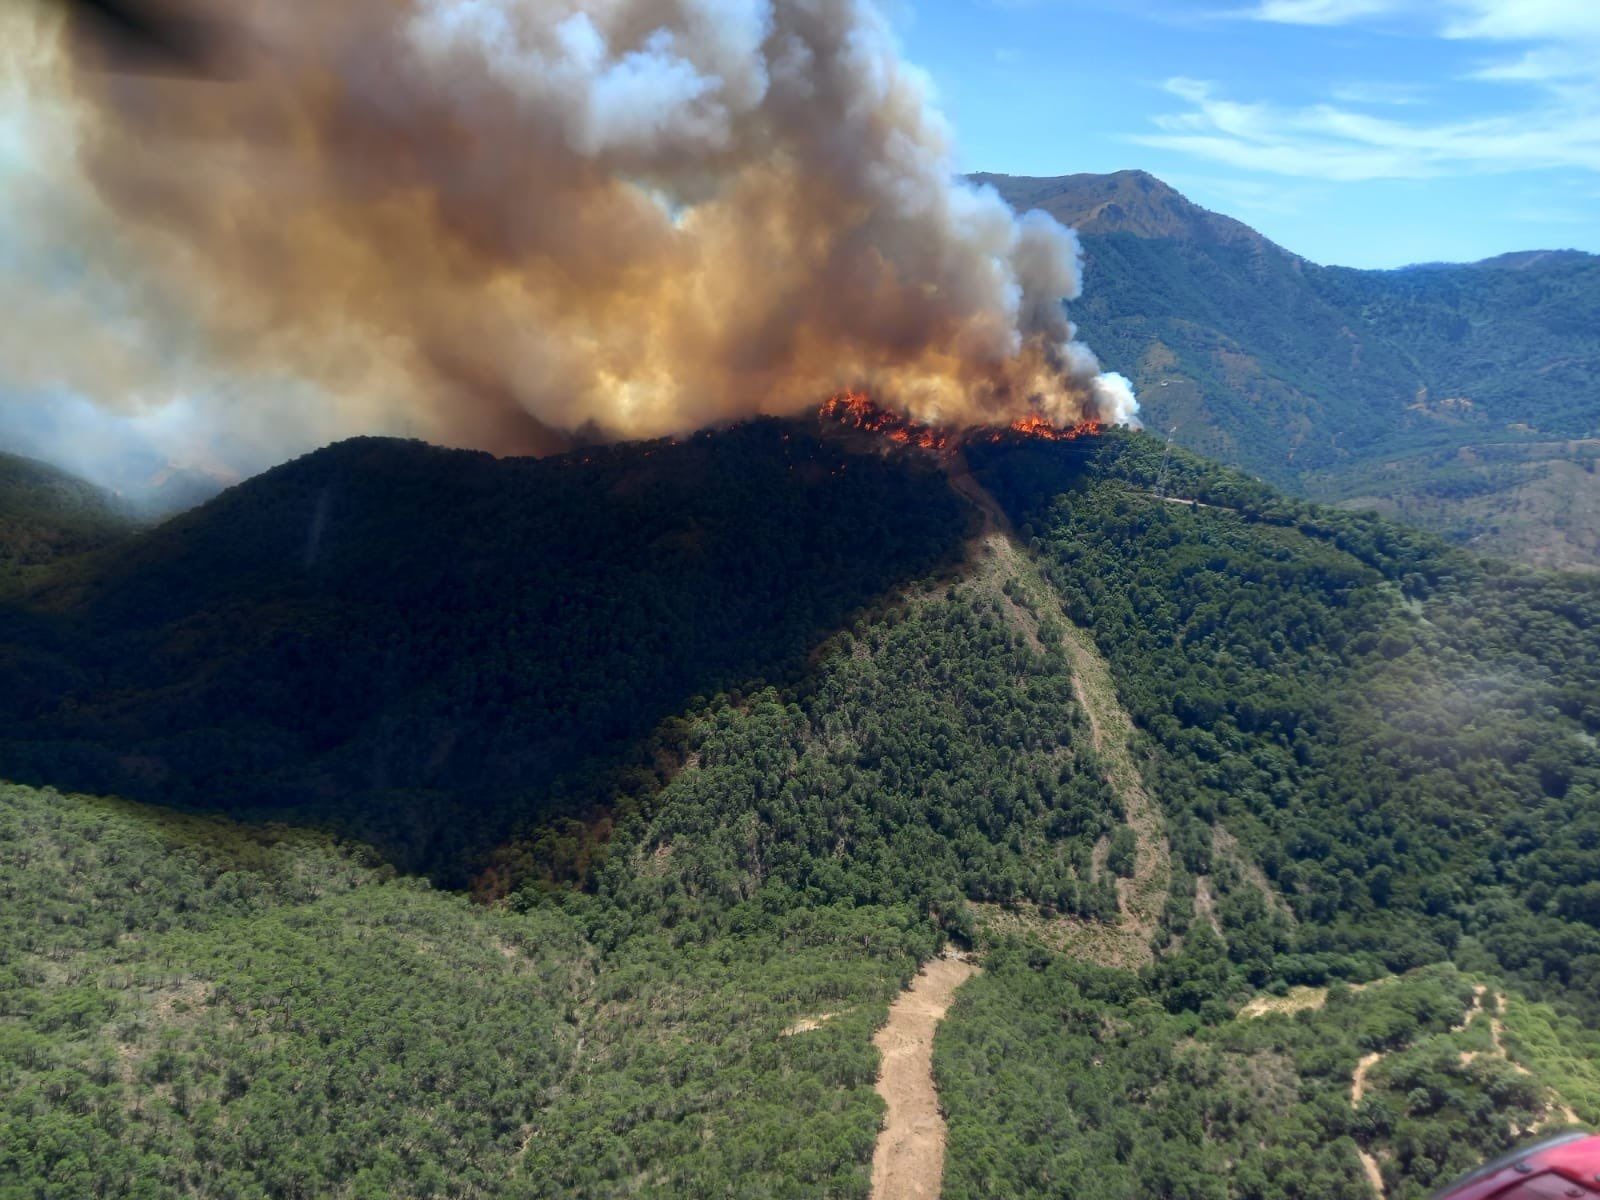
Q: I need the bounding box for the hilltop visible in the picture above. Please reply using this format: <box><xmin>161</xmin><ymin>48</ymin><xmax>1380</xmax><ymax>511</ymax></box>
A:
<box><xmin>981</xmin><ymin>170</ymin><xmax>1600</xmax><ymax>570</ymax></box>
<box><xmin>0</xmin><ymin>450</ymin><xmax>132</xmax><ymax>577</ymax></box>
<box><xmin>973</xmin><ymin>169</ymin><xmax>1268</xmax><ymax>248</ymax></box>
<box><xmin>3</xmin><ymin>423</ymin><xmax>1599</xmax><ymax>1197</ymax></box>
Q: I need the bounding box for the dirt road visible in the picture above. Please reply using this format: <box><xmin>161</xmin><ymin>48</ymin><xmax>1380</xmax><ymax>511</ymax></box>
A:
<box><xmin>1352</xmin><ymin>1052</ymin><xmax>1382</xmax><ymax>1105</ymax></box>
<box><xmin>871</xmin><ymin>956</ymin><xmax>979</xmax><ymax>1200</ymax></box>
<box><xmin>1351</xmin><ymin>1053</ymin><xmax>1386</xmax><ymax>1195</ymax></box>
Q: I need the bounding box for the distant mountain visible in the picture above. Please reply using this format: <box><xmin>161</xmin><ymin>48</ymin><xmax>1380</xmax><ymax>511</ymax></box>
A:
<box><xmin>124</xmin><ymin>463</ymin><xmax>232</xmax><ymax>518</ymax></box>
<box><xmin>0</xmin><ymin>451</ymin><xmax>133</xmax><ymax>576</ymax></box>
<box><xmin>980</xmin><ymin>170</ymin><xmax>1600</xmax><ymax>570</ymax></box>
<box><xmin>1405</xmin><ymin>249</ymin><xmax>1594</xmax><ymax>273</ymax></box>
<box><xmin>0</xmin><ymin>397</ymin><xmax>231</xmax><ymax>521</ymax></box>
<box><xmin>973</xmin><ymin>168</ymin><xmax>1267</xmax><ymax>247</ymax></box>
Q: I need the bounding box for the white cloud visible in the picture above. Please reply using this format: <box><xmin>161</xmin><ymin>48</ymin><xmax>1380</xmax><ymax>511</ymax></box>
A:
<box><xmin>1134</xmin><ymin>77</ymin><xmax>1600</xmax><ymax>181</ymax></box>
<box><xmin>1185</xmin><ymin>0</ymin><xmax>1600</xmax><ymax>183</ymax></box>
<box><xmin>1240</xmin><ymin>0</ymin><xmax>1600</xmax><ymax>41</ymax></box>
<box><xmin>1443</xmin><ymin>1</ymin><xmax>1600</xmax><ymax>42</ymax></box>
<box><xmin>1239</xmin><ymin>0</ymin><xmax>1403</xmax><ymax>25</ymax></box>
<box><xmin>1469</xmin><ymin>47</ymin><xmax>1590</xmax><ymax>85</ymax></box>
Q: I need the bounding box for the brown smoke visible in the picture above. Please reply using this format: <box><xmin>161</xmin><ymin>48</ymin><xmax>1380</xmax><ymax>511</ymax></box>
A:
<box><xmin>16</xmin><ymin>0</ymin><xmax>1135</xmax><ymax>457</ymax></box>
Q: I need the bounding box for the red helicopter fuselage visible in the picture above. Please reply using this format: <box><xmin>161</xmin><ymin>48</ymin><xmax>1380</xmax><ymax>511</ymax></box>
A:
<box><xmin>1431</xmin><ymin>1133</ymin><xmax>1600</xmax><ymax>1200</ymax></box>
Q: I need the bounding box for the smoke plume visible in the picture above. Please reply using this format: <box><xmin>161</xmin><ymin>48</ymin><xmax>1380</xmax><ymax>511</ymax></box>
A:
<box><xmin>8</xmin><ymin>0</ymin><xmax>1135</xmax><ymax>463</ymax></box>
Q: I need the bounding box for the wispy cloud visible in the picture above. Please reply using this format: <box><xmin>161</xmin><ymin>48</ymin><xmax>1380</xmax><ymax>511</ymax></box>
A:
<box><xmin>1468</xmin><ymin>47</ymin><xmax>1591</xmax><ymax>85</ymax></box>
<box><xmin>1330</xmin><ymin>81</ymin><xmax>1429</xmax><ymax>105</ymax></box>
<box><xmin>1442</xmin><ymin>2</ymin><xmax>1600</xmax><ymax>42</ymax></box>
<box><xmin>1133</xmin><ymin>77</ymin><xmax>1600</xmax><ymax>181</ymax></box>
<box><xmin>1239</xmin><ymin>0</ymin><xmax>1600</xmax><ymax>40</ymax></box>
<box><xmin>1166</xmin><ymin>0</ymin><xmax>1600</xmax><ymax>182</ymax></box>
<box><xmin>1238</xmin><ymin>0</ymin><xmax>1404</xmax><ymax>26</ymax></box>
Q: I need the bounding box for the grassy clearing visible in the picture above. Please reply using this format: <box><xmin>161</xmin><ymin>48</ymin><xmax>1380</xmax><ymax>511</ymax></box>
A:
<box><xmin>1237</xmin><ymin>985</ymin><xmax>1331</xmax><ymax>1019</ymax></box>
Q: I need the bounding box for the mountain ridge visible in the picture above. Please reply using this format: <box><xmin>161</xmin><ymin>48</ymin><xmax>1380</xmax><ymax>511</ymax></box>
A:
<box><xmin>972</xmin><ymin>169</ymin><xmax>1275</xmax><ymax>252</ymax></box>
<box><xmin>977</xmin><ymin>169</ymin><xmax>1597</xmax><ymax>272</ymax></box>
<box><xmin>977</xmin><ymin>169</ymin><xmax>1600</xmax><ymax>570</ymax></box>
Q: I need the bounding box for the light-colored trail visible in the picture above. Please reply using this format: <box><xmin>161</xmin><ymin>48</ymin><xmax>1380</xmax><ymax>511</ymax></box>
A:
<box><xmin>1346</xmin><ymin>984</ymin><xmax>1582</xmax><ymax>1197</ymax></box>
<box><xmin>1053</xmin><ymin>604</ymin><xmax>1169</xmax><ymax>947</ymax></box>
<box><xmin>1352</xmin><ymin>1052</ymin><xmax>1382</xmax><ymax>1107</ymax></box>
<box><xmin>871</xmin><ymin>956</ymin><xmax>979</xmax><ymax>1200</ymax></box>
<box><xmin>1351</xmin><ymin>1053</ymin><xmax>1386</xmax><ymax>1196</ymax></box>
<box><xmin>1357</xmin><ymin>1147</ymin><xmax>1386</xmax><ymax>1197</ymax></box>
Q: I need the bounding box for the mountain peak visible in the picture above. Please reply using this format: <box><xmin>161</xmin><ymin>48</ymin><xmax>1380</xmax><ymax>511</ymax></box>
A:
<box><xmin>971</xmin><ymin>169</ymin><xmax>1276</xmax><ymax>251</ymax></box>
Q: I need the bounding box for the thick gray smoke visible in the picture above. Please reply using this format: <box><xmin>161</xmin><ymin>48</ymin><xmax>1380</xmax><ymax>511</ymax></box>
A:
<box><xmin>5</xmin><ymin>0</ymin><xmax>1135</xmax><ymax>465</ymax></box>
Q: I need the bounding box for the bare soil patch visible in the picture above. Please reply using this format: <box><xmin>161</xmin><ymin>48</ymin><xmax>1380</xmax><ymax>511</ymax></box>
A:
<box><xmin>1238</xmin><ymin>985</ymin><xmax>1329</xmax><ymax>1020</ymax></box>
<box><xmin>782</xmin><ymin>1011</ymin><xmax>842</xmax><ymax>1037</ymax></box>
<box><xmin>871</xmin><ymin>955</ymin><xmax>979</xmax><ymax>1200</ymax></box>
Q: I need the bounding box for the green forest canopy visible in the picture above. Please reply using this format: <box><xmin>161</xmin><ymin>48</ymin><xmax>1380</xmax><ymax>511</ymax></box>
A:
<box><xmin>4</xmin><ymin>422</ymin><xmax>1600</xmax><ymax>1197</ymax></box>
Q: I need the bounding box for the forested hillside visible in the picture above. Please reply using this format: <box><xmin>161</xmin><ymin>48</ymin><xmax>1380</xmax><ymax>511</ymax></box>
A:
<box><xmin>971</xmin><ymin>432</ymin><xmax>1600</xmax><ymax>1021</ymax></box>
<box><xmin>0</xmin><ymin>426</ymin><xmax>966</xmax><ymax>882</ymax></box>
<box><xmin>4</xmin><ymin>423</ymin><xmax>1600</xmax><ymax>1197</ymax></box>
<box><xmin>0</xmin><ymin>452</ymin><xmax>131</xmax><ymax>579</ymax></box>
<box><xmin>979</xmin><ymin>171</ymin><xmax>1600</xmax><ymax>570</ymax></box>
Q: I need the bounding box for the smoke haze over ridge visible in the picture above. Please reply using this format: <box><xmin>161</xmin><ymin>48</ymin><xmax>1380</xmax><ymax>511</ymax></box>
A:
<box><xmin>3</xmin><ymin>0</ymin><xmax>1135</xmax><ymax>478</ymax></box>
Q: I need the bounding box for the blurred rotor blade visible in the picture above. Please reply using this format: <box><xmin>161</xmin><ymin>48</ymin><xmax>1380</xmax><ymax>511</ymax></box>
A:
<box><xmin>62</xmin><ymin>0</ymin><xmax>241</xmax><ymax>78</ymax></box>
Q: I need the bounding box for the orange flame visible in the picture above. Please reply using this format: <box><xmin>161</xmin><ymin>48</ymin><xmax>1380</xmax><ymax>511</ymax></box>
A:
<box><xmin>819</xmin><ymin>392</ymin><xmax>1100</xmax><ymax>448</ymax></box>
<box><xmin>1004</xmin><ymin>415</ymin><xmax>1101</xmax><ymax>441</ymax></box>
<box><xmin>819</xmin><ymin>391</ymin><xmax>949</xmax><ymax>450</ymax></box>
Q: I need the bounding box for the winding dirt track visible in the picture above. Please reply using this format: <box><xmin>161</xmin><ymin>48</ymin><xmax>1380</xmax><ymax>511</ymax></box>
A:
<box><xmin>1350</xmin><ymin>1053</ymin><xmax>1386</xmax><ymax>1195</ymax></box>
<box><xmin>1345</xmin><ymin>984</ymin><xmax>1583</xmax><ymax>1197</ymax></box>
<box><xmin>871</xmin><ymin>956</ymin><xmax>979</xmax><ymax>1200</ymax></box>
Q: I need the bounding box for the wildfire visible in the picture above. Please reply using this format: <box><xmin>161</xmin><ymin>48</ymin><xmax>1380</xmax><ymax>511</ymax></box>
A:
<box><xmin>819</xmin><ymin>392</ymin><xmax>1101</xmax><ymax>449</ymax></box>
<box><xmin>819</xmin><ymin>391</ymin><xmax>949</xmax><ymax>450</ymax></box>
<box><xmin>1003</xmin><ymin>415</ymin><xmax>1101</xmax><ymax>442</ymax></box>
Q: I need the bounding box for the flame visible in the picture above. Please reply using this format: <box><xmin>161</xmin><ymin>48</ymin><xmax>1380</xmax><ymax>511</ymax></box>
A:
<box><xmin>1004</xmin><ymin>415</ymin><xmax>1101</xmax><ymax>441</ymax></box>
<box><xmin>819</xmin><ymin>391</ymin><xmax>949</xmax><ymax>450</ymax></box>
<box><xmin>819</xmin><ymin>392</ymin><xmax>1100</xmax><ymax>449</ymax></box>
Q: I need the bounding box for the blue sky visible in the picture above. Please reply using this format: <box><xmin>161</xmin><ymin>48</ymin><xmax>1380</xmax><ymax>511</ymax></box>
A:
<box><xmin>893</xmin><ymin>0</ymin><xmax>1600</xmax><ymax>267</ymax></box>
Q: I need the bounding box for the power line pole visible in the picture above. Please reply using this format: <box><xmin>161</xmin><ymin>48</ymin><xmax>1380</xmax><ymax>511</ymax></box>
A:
<box><xmin>1155</xmin><ymin>425</ymin><xmax>1178</xmax><ymax>500</ymax></box>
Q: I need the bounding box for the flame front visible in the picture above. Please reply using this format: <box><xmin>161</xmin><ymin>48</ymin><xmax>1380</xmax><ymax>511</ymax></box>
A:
<box><xmin>1005</xmin><ymin>415</ymin><xmax>1101</xmax><ymax>441</ymax></box>
<box><xmin>820</xmin><ymin>392</ymin><xmax>950</xmax><ymax>450</ymax></box>
<box><xmin>820</xmin><ymin>393</ymin><xmax>1101</xmax><ymax>449</ymax></box>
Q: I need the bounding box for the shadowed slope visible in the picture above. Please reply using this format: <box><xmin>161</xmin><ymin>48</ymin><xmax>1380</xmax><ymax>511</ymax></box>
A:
<box><xmin>0</xmin><ymin>422</ymin><xmax>967</xmax><ymax>879</ymax></box>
